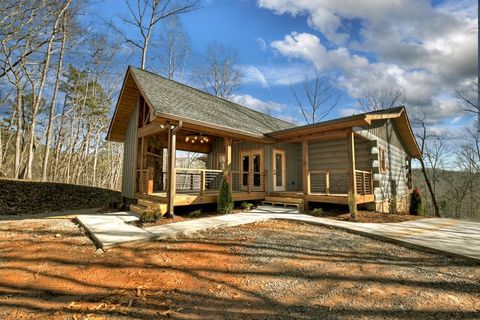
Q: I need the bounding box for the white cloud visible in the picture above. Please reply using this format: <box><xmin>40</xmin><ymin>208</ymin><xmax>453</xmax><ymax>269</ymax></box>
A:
<box><xmin>255</xmin><ymin>37</ymin><xmax>267</xmax><ymax>51</ymax></box>
<box><xmin>239</xmin><ymin>65</ymin><xmax>269</xmax><ymax>88</ymax></box>
<box><xmin>230</xmin><ymin>94</ymin><xmax>286</xmax><ymax>115</ymax></box>
<box><xmin>239</xmin><ymin>63</ymin><xmax>315</xmax><ymax>88</ymax></box>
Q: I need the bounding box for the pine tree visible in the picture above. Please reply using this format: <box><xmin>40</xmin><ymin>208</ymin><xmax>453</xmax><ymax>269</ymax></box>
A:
<box><xmin>217</xmin><ymin>174</ymin><xmax>233</xmax><ymax>214</ymax></box>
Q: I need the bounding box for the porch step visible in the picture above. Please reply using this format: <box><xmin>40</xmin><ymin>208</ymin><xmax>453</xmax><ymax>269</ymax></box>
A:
<box><xmin>130</xmin><ymin>204</ymin><xmax>147</xmax><ymax>215</ymax></box>
<box><xmin>262</xmin><ymin>196</ymin><xmax>303</xmax><ymax>208</ymax></box>
<box><xmin>130</xmin><ymin>202</ymin><xmax>168</xmax><ymax>215</ymax></box>
<box><xmin>269</xmin><ymin>192</ymin><xmax>303</xmax><ymax>198</ymax></box>
<box><xmin>138</xmin><ymin>198</ymin><xmax>161</xmax><ymax>207</ymax></box>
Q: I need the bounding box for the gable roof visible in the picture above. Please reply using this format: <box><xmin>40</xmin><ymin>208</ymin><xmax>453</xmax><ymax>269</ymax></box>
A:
<box><xmin>267</xmin><ymin>106</ymin><xmax>421</xmax><ymax>158</ymax></box>
<box><xmin>107</xmin><ymin>66</ymin><xmax>295</xmax><ymax>141</ymax></box>
<box><xmin>107</xmin><ymin>67</ymin><xmax>421</xmax><ymax>158</ymax></box>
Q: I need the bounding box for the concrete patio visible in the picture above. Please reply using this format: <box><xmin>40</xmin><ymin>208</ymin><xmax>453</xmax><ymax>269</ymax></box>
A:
<box><xmin>76</xmin><ymin>206</ymin><xmax>480</xmax><ymax>262</ymax></box>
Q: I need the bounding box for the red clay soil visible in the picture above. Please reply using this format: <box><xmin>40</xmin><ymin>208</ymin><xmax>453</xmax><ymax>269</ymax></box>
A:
<box><xmin>0</xmin><ymin>217</ymin><xmax>478</xmax><ymax>319</ymax></box>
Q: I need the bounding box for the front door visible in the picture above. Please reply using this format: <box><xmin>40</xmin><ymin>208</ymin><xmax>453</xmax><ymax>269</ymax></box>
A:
<box><xmin>273</xmin><ymin>149</ymin><xmax>286</xmax><ymax>192</ymax></box>
<box><xmin>240</xmin><ymin>150</ymin><xmax>263</xmax><ymax>191</ymax></box>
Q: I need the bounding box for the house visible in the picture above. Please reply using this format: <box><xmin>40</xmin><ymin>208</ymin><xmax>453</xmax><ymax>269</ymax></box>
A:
<box><xmin>107</xmin><ymin>66</ymin><xmax>421</xmax><ymax>215</ymax></box>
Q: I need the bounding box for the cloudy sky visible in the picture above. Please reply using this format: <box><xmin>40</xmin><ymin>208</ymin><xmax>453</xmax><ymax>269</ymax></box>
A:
<box><xmin>99</xmin><ymin>0</ymin><xmax>478</xmax><ymax>135</ymax></box>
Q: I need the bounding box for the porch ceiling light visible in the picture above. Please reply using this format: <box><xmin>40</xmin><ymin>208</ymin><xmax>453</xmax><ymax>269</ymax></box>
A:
<box><xmin>185</xmin><ymin>133</ymin><xmax>209</xmax><ymax>144</ymax></box>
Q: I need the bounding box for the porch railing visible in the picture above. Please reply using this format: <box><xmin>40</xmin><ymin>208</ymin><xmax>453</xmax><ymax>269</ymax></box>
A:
<box><xmin>306</xmin><ymin>169</ymin><xmax>373</xmax><ymax>196</ymax></box>
<box><xmin>355</xmin><ymin>170</ymin><xmax>373</xmax><ymax>195</ymax></box>
<box><xmin>230</xmin><ymin>170</ymin><xmax>266</xmax><ymax>193</ymax></box>
<box><xmin>137</xmin><ymin>167</ymin><xmax>267</xmax><ymax>195</ymax></box>
<box><xmin>175</xmin><ymin>168</ymin><xmax>223</xmax><ymax>194</ymax></box>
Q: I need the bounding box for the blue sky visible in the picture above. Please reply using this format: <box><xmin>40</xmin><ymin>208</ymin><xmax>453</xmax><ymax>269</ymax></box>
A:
<box><xmin>94</xmin><ymin>0</ymin><xmax>478</xmax><ymax>135</ymax></box>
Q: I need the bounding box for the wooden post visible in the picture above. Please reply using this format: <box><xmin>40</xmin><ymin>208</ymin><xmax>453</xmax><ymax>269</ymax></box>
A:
<box><xmin>167</xmin><ymin>125</ymin><xmax>178</xmax><ymax>216</ymax></box>
<box><xmin>325</xmin><ymin>171</ymin><xmax>330</xmax><ymax>195</ymax></box>
<box><xmin>224</xmin><ymin>137</ymin><xmax>232</xmax><ymax>193</ymax></box>
<box><xmin>264</xmin><ymin>170</ymin><xmax>268</xmax><ymax>193</ymax></box>
<box><xmin>362</xmin><ymin>172</ymin><xmax>366</xmax><ymax>195</ymax></box>
<box><xmin>302</xmin><ymin>141</ymin><xmax>309</xmax><ymax>194</ymax></box>
<box><xmin>247</xmin><ymin>171</ymin><xmax>252</xmax><ymax>193</ymax></box>
<box><xmin>369</xmin><ymin>170</ymin><xmax>373</xmax><ymax>194</ymax></box>
<box><xmin>200</xmin><ymin>170</ymin><xmax>206</xmax><ymax>195</ymax></box>
<box><xmin>347</xmin><ymin>130</ymin><xmax>357</xmax><ymax>218</ymax></box>
<box><xmin>302</xmin><ymin>141</ymin><xmax>309</xmax><ymax>211</ymax></box>
<box><xmin>147</xmin><ymin>167</ymin><xmax>154</xmax><ymax>194</ymax></box>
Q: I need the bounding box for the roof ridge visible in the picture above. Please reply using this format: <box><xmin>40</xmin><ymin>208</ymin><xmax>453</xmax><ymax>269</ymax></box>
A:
<box><xmin>129</xmin><ymin>66</ymin><xmax>296</xmax><ymax>127</ymax></box>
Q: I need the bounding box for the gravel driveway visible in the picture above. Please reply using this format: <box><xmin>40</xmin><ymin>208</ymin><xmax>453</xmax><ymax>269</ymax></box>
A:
<box><xmin>0</xmin><ymin>217</ymin><xmax>478</xmax><ymax>319</ymax></box>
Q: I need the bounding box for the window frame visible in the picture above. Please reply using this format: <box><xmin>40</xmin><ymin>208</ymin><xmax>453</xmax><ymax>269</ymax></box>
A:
<box><xmin>379</xmin><ymin>146</ymin><xmax>386</xmax><ymax>174</ymax></box>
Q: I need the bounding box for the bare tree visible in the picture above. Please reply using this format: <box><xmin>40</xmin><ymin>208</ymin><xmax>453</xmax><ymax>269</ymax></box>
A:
<box><xmin>23</xmin><ymin>0</ymin><xmax>73</xmax><ymax>180</ymax></box>
<box><xmin>457</xmin><ymin>80</ymin><xmax>479</xmax><ymax>130</ymax></box>
<box><xmin>291</xmin><ymin>72</ymin><xmax>342</xmax><ymax>124</ymax></box>
<box><xmin>41</xmin><ymin>12</ymin><xmax>68</xmax><ymax>181</ymax></box>
<box><xmin>413</xmin><ymin>116</ymin><xmax>441</xmax><ymax>217</ymax></box>
<box><xmin>116</xmin><ymin>0</ymin><xmax>198</xmax><ymax>69</ymax></box>
<box><xmin>358</xmin><ymin>87</ymin><xmax>406</xmax><ymax>112</ymax></box>
<box><xmin>157</xmin><ymin>15</ymin><xmax>190</xmax><ymax>80</ymax></box>
<box><xmin>195</xmin><ymin>42</ymin><xmax>241</xmax><ymax>99</ymax></box>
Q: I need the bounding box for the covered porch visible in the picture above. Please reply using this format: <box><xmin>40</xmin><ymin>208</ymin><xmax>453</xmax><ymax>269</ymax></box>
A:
<box><xmin>134</xmin><ymin>99</ymin><xmax>268</xmax><ymax>213</ymax></box>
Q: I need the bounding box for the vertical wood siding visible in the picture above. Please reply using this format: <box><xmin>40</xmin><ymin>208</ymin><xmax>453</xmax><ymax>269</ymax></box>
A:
<box><xmin>307</xmin><ymin>137</ymin><xmax>376</xmax><ymax>193</ymax></box>
<box><xmin>362</xmin><ymin>119</ymin><xmax>407</xmax><ymax>151</ymax></box>
<box><xmin>121</xmin><ymin>101</ymin><xmax>139</xmax><ymax>198</ymax></box>
<box><xmin>205</xmin><ymin>138</ymin><xmax>302</xmax><ymax>192</ymax></box>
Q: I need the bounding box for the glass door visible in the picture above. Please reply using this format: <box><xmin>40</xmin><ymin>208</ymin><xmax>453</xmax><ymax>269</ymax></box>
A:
<box><xmin>240</xmin><ymin>150</ymin><xmax>264</xmax><ymax>191</ymax></box>
<box><xmin>241</xmin><ymin>153</ymin><xmax>250</xmax><ymax>189</ymax></box>
<box><xmin>273</xmin><ymin>149</ymin><xmax>286</xmax><ymax>192</ymax></box>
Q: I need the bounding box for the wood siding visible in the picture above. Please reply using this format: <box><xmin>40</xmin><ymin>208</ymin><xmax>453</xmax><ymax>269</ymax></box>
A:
<box><xmin>121</xmin><ymin>100</ymin><xmax>139</xmax><ymax>198</ymax></box>
<box><xmin>358</xmin><ymin>119</ymin><xmax>410</xmax><ymax>201</ymax></box>
<box><xmin>373</xmin><ymin>137</ymin><xmax>409</xmax><ymax>201</ymax></box>
<box><xmin>307</xmin><ymin>137</ymin><xmax>376</xmax><ymax>194</ymax></box>
<box><xmin>362</xmin><ymin>119</ymin><xmax>407</xmax><ymax>151</ymax></box>
<box><xmin>206</xmin><ymin>138</ymin><xmax>302</xmax><ymax>193</ymax></box>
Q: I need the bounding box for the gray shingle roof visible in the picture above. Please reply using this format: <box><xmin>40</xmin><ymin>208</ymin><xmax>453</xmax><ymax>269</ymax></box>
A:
<box><xmin>130</xmin><ymin>67</ymin><xmax>295</xmax><ymax>136</ymax></box>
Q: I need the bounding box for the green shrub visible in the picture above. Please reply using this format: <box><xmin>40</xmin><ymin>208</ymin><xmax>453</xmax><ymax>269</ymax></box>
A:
<box><xmin>140</xmin><ymin>205</ymin><xmax>164</xmax><ymax>223</ymax></box>
<box><xmin>240</xmin><ymin>202</ymin><xmax>254</xmax><ymax>211</ymax></box>
<box><xmin>410</xmin><ymin>188</ymin><xmax>422</xmax><ymax>215</ymax></box>
<box><xmin>188</xmin><ymin>209</ymin><xmax>203</xmax><ymax>218</ymax></box>
<box><xmin>309</xmin><ymin>208</ymin><xmax>323</xmax><ymax>217</ymax></box>
<box><xmin>217</xmin><ymin>174</ymin><xmax>234</xmax><ymax>214</ymax></box>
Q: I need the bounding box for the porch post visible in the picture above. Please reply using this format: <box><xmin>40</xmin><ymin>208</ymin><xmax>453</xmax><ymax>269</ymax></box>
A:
<box><xmin>224</xmin><ymin>137</ymin><xmax>232</xmax><ymax>189</ymax></box>
<box><xmin>347</xmin><ymin>129</ymin><xmax>357</xmax><ymax>218</ymax></box>
<box><xmin>302</xmin><ymin>141</ymin><xmax>309</xmax><ymax>210</ymax></box>
<box><xmin>167</xmin><ymin>125</ymin><xmax>178</xmax><ymax>216</ymax></box>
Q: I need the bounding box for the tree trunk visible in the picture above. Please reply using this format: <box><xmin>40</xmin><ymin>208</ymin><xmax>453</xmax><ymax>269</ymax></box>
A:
<box><xmin>42</xmin><ymin>14</ymin><xmax>67</xmax><ymax>181</ymax></box>
<box><xmin>419</xmin><ymin>158</ymin><xmax>440</xmax><ymax>217</ymax></box>
<box><xmin>14</xmin><ymin>85</ymin><xmax>23</xmax><ymax>179</ymax></box>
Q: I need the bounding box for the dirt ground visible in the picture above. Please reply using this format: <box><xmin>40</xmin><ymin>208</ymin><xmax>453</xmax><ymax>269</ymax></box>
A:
<box><xmin>0</xmin><ymin>216</ymin><xmax>478</xmax><ymax>319</ymax></box>
<box><xmin>323</xmin><ymin>210</ymin><xmax>425</xmax><ymax>223</ymax></box>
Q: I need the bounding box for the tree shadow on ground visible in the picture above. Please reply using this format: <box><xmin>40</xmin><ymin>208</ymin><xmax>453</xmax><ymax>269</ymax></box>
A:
<box><xmin>0</xmin><ymin>219</ymin><xmax>478</xmax><ymax>319</ymax></box>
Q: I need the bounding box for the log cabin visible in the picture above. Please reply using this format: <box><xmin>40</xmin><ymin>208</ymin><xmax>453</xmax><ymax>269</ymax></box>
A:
<box><xmin>107</xmin><ymin>66</ymin><xmax>421</xmax><ymax>215</ymax></box>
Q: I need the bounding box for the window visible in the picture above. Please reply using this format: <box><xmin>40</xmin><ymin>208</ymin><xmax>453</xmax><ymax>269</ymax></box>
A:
<box><xmin>217</xmin><ymin>153</ymin><xmax>226</xmax><ymax>170</ymax></box>
<box><xmin>379</xmin><ymin>147</ymin><xmax>386</xmax><ymax>173</ymax></box>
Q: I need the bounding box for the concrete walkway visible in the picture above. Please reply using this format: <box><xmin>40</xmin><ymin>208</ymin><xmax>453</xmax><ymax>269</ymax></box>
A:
<box><xmin>76</xmin><ymin>206</ymin><xmax>480</xmax><ymax>262</ymax></box>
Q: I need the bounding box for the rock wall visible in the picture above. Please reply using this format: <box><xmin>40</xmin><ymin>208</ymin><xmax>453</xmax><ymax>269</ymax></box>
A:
<box><xmin>0</xmin><ymin>179</ymin><xmax>122</xmax><ymax>215</ymax></box>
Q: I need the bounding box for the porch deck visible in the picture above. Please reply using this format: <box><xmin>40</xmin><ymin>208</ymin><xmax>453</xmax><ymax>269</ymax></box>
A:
<box><xmin>137</xmin><ymin>191</ymin><xmax>267</xmax><ymax>206</ymax></box>
<box><xmin>136</xmin><ymin>190</ymin><xmax>374</xmax><ymax>207</ymax></box>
